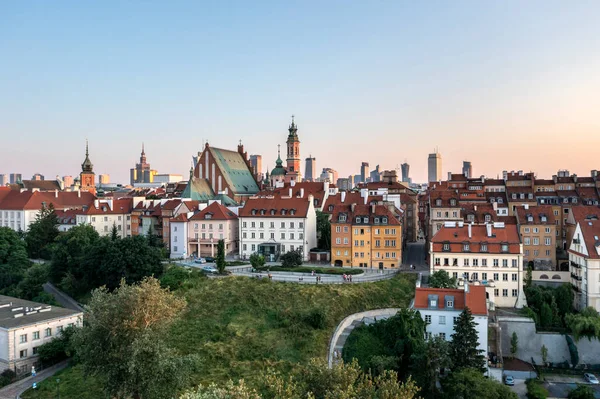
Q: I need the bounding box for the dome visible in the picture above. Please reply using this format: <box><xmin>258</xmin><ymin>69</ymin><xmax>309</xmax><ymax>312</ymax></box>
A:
<box><xmin>271</xmin><ymin>155</ymin><xmax>286</xmax><ymax>176</ymax></box>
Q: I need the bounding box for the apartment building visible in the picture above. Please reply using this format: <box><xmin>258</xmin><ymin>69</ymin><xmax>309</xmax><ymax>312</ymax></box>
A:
<box><xmin>0</xmin><ymin>295</ymin><xmax>82</xmax><ymax>376</ymax></box>
<box><xmin>331</xmin><ymin>203</ymin><xmax>402</xmax><ymax>268</ymax></box>
<box><xmin>429</xmin><ymin>191</ymin><xmax>463</xmax><ymax>237</ymax></box>
<box><xmin>75</xmin><ymin>198</ymin><xmax>133</xmax><ymax>237</ymax></box>
<box><xmin>430</xmin><ymin>222</ymin><xmax>525</xmax><ymax>308</ymax></box>
<box><xmin>515</xmin><ymin>205</ymin><xmax>556</xmax><ymax>270</ymax></box>
<box><xmin>238</xmin><ymin>195</ymin><xmax>317</xmax><ymax>261</ymax></box>
<box><xmin>185</xmin><ymin>201</ymin><xmax>238</xmax><ymax>258</ymax></box>
<box><xmin>412</xmin><ymin>284</ymin><xmax>488</xmax><ymax>359</ymax></box>
<box><xmin>568</xmin><ymin>207</ymin><xmax>600</xmax><ymax>311</ymax></box>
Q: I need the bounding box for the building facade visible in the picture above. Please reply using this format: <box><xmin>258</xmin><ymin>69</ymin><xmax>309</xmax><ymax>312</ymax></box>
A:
<box><xmin>428</xmin><ymin>151</ymin><xmax>442</xmax><ymax>183</ymax></box>
<box><xmin>304</xmin><ymin>156</ymin><xmax>316</xmax><ymax>182</ymax></box>
<box><xmin>430</xmin><ymin>222</ymin><xmax>525</xmax><ymax>308</ymax></box>
<box><xmin>515</xmin><ymin>205</ymin><xmax>556</xmax><ymax>269</ymax></box>
<box><xmin>80</xmin><ymin>141</ymin><xmax>96</xmax><ymax>195</ymax></box>
<box><xmin>0</xmin><ymin>295</ymin><xmax>82</xmax><ymax>376</ymax></box>
<box><xmin>76</xmin><ymin>198</ymin><xmax>133</xmax><ymax>237</ymax></box>
<box><xmin>181</xmin><ymin>201</ymin><xmax>239</xmax><ymax>258</ymax></box>
<box><xmin>285</xmin><ymin>117</ymin><xmax>302</xmax><ymax>183</ymax></box>
<box><xmin>568</xmin><ymin>212</ymin><xmax>600</xmax><ymax>311</ymax></box>
<box><xmin>401</xmin><ymin>163</ymin><xmax>410</xmax><ymax>183</ymax></box>
<box><xmin>9</xmin><ymin>174</ymin><xmax>22</xmax><ymax>185</ymax></box>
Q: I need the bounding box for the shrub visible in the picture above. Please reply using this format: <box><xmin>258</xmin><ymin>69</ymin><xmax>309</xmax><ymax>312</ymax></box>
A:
<box><xmin>526</xmin><ymin>378</ymin><xmax>548</xmax><ymax>399</ymax></box>
<box><xmin>160</xmin><ymin>266</ymin><xmax>191</xmax><ymax>291</ymax></box>
<box><xmin>568</xmin><ymin>384</ymin><xmax>595</xmax><ymax>399</ymax></box>
<box><xmin>280</xmin><ymin>250</ymin><xmax>303</xmax><ymax>268</ymax></box>
<box><xmin>249</xmin><ymin>253</ymin><xmax>266</xmax><ymax>269</ymax></box>
<box><xmin>304</xmin><ymin>308</ymin><xmax>327</xmax><ymax>330</ymax></box>
<box><xmin>566</xmin><ymin>335</ymin><xmax>579</xmax><ymax>367</ymax></box>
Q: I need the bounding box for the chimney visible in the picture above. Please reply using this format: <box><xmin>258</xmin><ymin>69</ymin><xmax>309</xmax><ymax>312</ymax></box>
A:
<box><xmin>94</xmin><ymin>199</ymin><xmax>99</xmax><ymax>208</ymax></box>
<box><xmin>481</xmin><ymin>175</ymin><xmax>485</xmax><ymax>183</ymax></box>
<box><xmin>324</xmin><ymin>181</ymin><xmax>330</xmax><ymax>193</ymax></box>
<box><xmin>573</xmin><ymin>174</ymin><xmax>578</xmax><ymax>183</ymax></box>
<box><xmin>55</xmin><ymin>189</ymin><xmax>59</xmax><ymax>198</ymax></box>
<box><xmin>486</xmin><ymin>224</ymin><xmax>492</xmax><ymax>237</ymax></box>
<box><xmin>341</xmin><ymin>191</ymin><xmax>346</xmax><ymax>203</ymax></box>
<box><xmin>448</xmin><ymin>172</ymin><xmax>452</xmax><ymax>180</ymax></box>
<box><xmin>371</xmin><ymin>204</ymin><xmax>376</xmax><ymax>214</ymax></box>
<box><xmin>553</xmin><ymin>175</ymin><xmax>557</xmax><ymax>184</ymax></box>
<box><xmin>468</xmin><ymin>223</ymin><xmax>472</xmax><ymax>238</ymax></box>
<box><xmin>291</xmin><ymin>180</ymin><xmax>296</xmax><ymax>187</ymax></box>
<box><xmin>492</xmin><ymin>201</ymin><xmax>497</xmax><ymax>211</ymax></box>
<box><xmin>77</xmin><ymin>189</ymin><xmax>81</xmax><ymax>198</ymax></box>
<box><xmin>300</xmin><ymin>188</ymin><xmax>305</xmax><ymax>198</ymax></box>
<box><xmin>474</xmin><ymin>205</ymin><xmax>477</xmax><ymax>211</ymax></box>
<box><xmin>524</xmin><ymin>204</ymin><xmax>529</xmax><ymax>210</ymax></box>
<box><xmin>351</xmin><ymin>203</ymin><xmax>356</xmax><ymax>213</ymax></box>
<box><xmin>288</xmin><ymin>187</ymin><xmax>292</xmax><ymax>198</ymax></box>
<box><xmin>518</xmin><ymin>170</ymin><xmax>523</xmax><ymax>176</ymax></box>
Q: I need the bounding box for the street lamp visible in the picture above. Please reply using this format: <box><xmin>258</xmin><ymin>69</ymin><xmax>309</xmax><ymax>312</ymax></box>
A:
<box><xmin>56</xmin><ymin>378</ymin><xmax>60</xmax><ymax>399</ymax></box>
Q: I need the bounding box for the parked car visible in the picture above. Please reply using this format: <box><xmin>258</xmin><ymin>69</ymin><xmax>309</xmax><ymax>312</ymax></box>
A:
<box><xmin>504</xmin><ymin>375</ymin><xmax>514</xmax><ymax>386</ymax></box>
<box><xmin>584</xmin><ymin>373</ymin><xmax>599</xmax><ymax>384</ymax></box>
<box><xmin>204</xmin><ymin>256</ymin><xmax>215</xmax><ymax>263</ymax></box>
<box><xmin>194</xmin><ymin>258</ymin><xmax>206</xmax><ymax>264</ymax></box>
<box><xmin>201</xmin><ymin>265</ymin><xmax>218</xmax><ymax>274</ymax></box>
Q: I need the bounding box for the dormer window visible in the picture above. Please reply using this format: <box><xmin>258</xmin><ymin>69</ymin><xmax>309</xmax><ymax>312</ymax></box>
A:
<box><xmin>498</xmin><ymin>198</ymin><xmax>503</xmax><ymax>204</ymax></box>
<box><xmin>446</xmin><ymin>300</ymin><xmax>453</xmax><ymax>308</ymax></box>
<box><xmin>512</xmin><ymin>193</ymin><xmax>517</xmax><ymax>199</ymax></box>
<box><xmin>450</xmin><ymin>199</ymin><xmax>457</xmax><ymax>206</ymax></box>
<box><xmin>205</xmin><ymin>213</ymin><xmax>212</xmax><ymax>219</ymax></box>
<box><xmin>467</xmin><ymin>214</ymin><xmax>475</xmax><ymax>222</ymax></box>
<box><xmin>484</xmin><ymin>214</ymin><xmax>491</xmax><ymax>222</ymax></box>
<box><xmin>260</xmin><ymin>209</ymin><xmax>266</xmax><ymax>215</ymax></box>
<box><xmin>270</xmin><ymin>209</ymin><xmax>276</xmax><ymax>215</ymax></box>
<box><xmin>443</xmin><ymin>243</ymin><xmax>450</xmax><ymax>251</ymax></box>
<box><xmin>382</xmin><ymin>217</ymin><xmax>388</xmax><ymax>224</ymax></box>
<box><xmin>481</xmin><ymin>243</ymin><xmax>488</xmax><ymax>252</ymax></box>
<box><xmin>463</xmin><ymin>243</ymin><xmax>470</xmax><ymax>252</ymax></box>
<box><xmin>251</xmin><ymin>209</ymin><xmax>257</xmax><ymax>215</ymax></box>
<box><xmin>527</xmin><ymin>215</ymin><xmax>533</xmax><ymax>222</ymax></box>
<box><xmin>490</xmin><ymin>198</ymin><xmax>495</xmax><ymax>203</ymax></box>
<box><xmin>281</xmin><ymin>209</ymin><xmax>287</xmax><ymax>215</ymax></box>
<box><xmin>329</xmin><ymin>205</ymin><xmax>334</xmax><ymax>212</ymax></box>
<box><xmin>339</xmin><ymin>214</ymin><xmax>347</xmax><ymax>222</ymax></box>
<box><xmin>290</xmin><ymin>209</ymin><xmax>296</xmax><ymax>216</ymax></box>
<box><xmin>436</xmin><ymin>199</ymin><xmax>442</xmax><ymax>206</ymax></box>
<box><xmin>528</xmin><ymin>193</ymin><xmax>533</xmax><ymax>199</ymax></box>
<box><xmin>355</xmin><ymin>217</ymin><xmax>361</xmax><ymax>223</ymax></box>
<box><xmin>541</xmin><ymin>215</ymin><xmax>547</xmax><ymax>222</ymax></box>
<box><xmin>374</xmin><ymin>217</ymin><xmax>380</xmax><ymax>224</ymax></box>
<box><xmin>363</xmin><ymin>217</ymin><xmax>368</xmax><ymax>223</ymax></box>
<box><xmin>501</xmin><ymin>244</ymin><xmax>509</xmax><ymax>253</ymax></box>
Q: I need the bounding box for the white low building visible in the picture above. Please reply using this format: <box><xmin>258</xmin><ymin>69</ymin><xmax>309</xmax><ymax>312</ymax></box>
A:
<box><xmin>238</xmin><ymin>194</ymin><xmax>317</xmax><ymax>261</ymax></box>
<box><xmin>568</xmin><ymin>210</ymin><xmax>600</xmax><ymax>311</ymax></box>
<box><xmin>75</xmin><ymin>198</ymin><xmax>133</xmax><ymax>237</ymax></box>
<box><xmin>0</xmin><ymin>295</ymin><xmax>83</xmax><ymax>376</ymax></box>
<box><xmin>412</xmin><ymin>284</ymin><xmax>488</xmax><ymax>360</ymax></box>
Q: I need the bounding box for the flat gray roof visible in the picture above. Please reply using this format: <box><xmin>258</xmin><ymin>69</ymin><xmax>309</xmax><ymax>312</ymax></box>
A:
<box><xmin>0</xmin><ymin>295</ymin><xmax>82</xmax><ymax>330</ymax></box>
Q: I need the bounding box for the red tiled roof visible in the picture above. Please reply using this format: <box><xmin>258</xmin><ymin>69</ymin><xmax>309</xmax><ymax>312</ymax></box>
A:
<box><xmin>171</xmin><ymin>213</ymin><xmax>189</xmax><ymax>222</ymax></box>
<box><xmin>330</xmin><ymin>204</ymin><xmax>401</xmax><ymax>226</ymax></box>
<box><xmin>413</xmin><ymin>286</ymin><xmax>487</xmax><ymax>316</ymax></box>
<box><xmin>0</xmin><ymin>190</ymin><xmax>95</xmax><ymax>210</ymax></box>
<box><xmin>515</xmin><ymin>205</ymin><xmax>556</xmax><ymax>225</ymax></box>
<box><xmin>322</xmin><ymin>192</ymin><xmax>383</xmax><ymax>214</ymax></box>
<box><xmin>21</xmin><ymin>180</ymin><xmax>62</xmax><ymax>191</ymax></box>
<box><xmin>534</xmin><ymin>179</ymin><xmax>555</xmax><ymax>186</ymax></box>
<box><xmin>575</xmin><ymin>218</ymin><xmax>600</xmax><ymax>259</ymax></box>
<box><xmin>189</xmin><ymin>201</ymin><xmax>237</xmax><ymax>221</ymax></box>
<box><xmin>431</xmin><ymin>224</ymin><xmax>521</xmax><ymax>254</ymax></box>
<box><xmin>162</xmin><ymin>199</ymin><xmax>182</xmax><ymax>211</ymax></box>
<box><xmin>239</xmin><ymin>196</ymin><xmax>311</xmax><ymax>218</ymax></box>
<box><xmin>85</xmin><ymin>198</ymin><xmax>133</xmax><ymax>215</ymax></box>
<box><xmin>483</xmin><ymin>179</ymin><xmax>505</xmax><ymax>186</ymax></box>
<box><xmin>257</xmin><ymin>182</ymin><xmax>327</xmax><ymax>207</ymax></box>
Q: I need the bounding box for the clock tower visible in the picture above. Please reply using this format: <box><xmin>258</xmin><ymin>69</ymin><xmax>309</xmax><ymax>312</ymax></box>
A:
<box><xmin>285</xmin><ymin>116</ymin><xmax>302</xmax><ymax>183</ymax></box>
<box><xmin>80</xmin><ymin>140</ymin><xmax>96</xmax><ymax>195</ymax></box>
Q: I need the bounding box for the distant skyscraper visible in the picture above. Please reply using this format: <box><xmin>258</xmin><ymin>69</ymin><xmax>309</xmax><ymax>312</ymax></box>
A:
<box><xmin>62</xmin><ymin>175</ymin><xmax>74</xmax><ymax>188</ymax></box>
<box><xmin>401</xmin><ymin>163</ymin><xmax>410</xmax><ymax>183</ymax></box>
<box><xmin>31</xmin><ymin>173</ymin><xmax>44</xmax><ymax>181</ymax></box>
<box><xmin>304</xmin><ymin>155</ymin><xmax>316</xmax><ymax>182</ymax></box>
<box><xmin>462</xmin><ymin>161</ymin><xmax>472</xmax><ymax>178</ymax></box>
<box><xmin>360</xmin><ymin>162</ymin><xmax>369</xmax><ymax>183</ymax></box>
<box><xmin>0</xmin><ymin>174</ymin><xmax>8</xmax><ymax>186</ymax></box>
<box><xmin>370</xmin><ymin>165</ymin><xmax>381</xmax><ymax>183</ymax></box>
<box><xmin>130</xmin><ymin>143</ymin><xmax>157</xmax><ymax>184</ymax></box>
<box><xmin>336</xmin><ymin>177</ymin><xmax>351</xmax><ymax>191</ymax></box>
<box><xmin>99</xmin><ymin>174</ymin><xmax>110</xmax><ymax>185</ymax></box>
<box><xmin>428</xmin><ymin>150</ymin><xmax>442</xmax><ymax>183</ymax></box>
<box><xmin>319</xmin><ymin>168</ymin><xmax>338</xmax><ymax>183</ymax></box>
<box><xmin>9</xmin><ymin>173</ymin><xmax>22</xmax><ymax>184</ymax></box>
<box><xmin>249</xmin><ymin>154</ymin><xmax>262</xmax><ymax>179</ymax></box>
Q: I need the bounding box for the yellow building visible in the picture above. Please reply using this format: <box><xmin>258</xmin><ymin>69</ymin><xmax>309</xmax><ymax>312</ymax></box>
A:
<box><xmin>331</xmin><ymin>203</ymin><xmax>402</xmax><ymax>269</ymax></box>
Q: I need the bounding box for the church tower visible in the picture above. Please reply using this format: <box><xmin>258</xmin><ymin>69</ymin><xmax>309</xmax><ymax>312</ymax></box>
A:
<box><xmin>285</xmin><ymin>116</ymin><xmax>301</xmax><ymax>183</ymax></box>
<box><xmin>80</xmin><ymin>140</ymin><xmax>96</xmax><ymax>194</ymax></box>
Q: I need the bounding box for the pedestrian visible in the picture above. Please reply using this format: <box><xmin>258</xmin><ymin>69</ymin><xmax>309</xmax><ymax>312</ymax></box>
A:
<box><xmin>349</xmin><ymin>274</ymin><xmax>352</xmax><ymax>282</ymax></box>
<box><xmin>343</xmin><ymin>274</ymin><xmax>347</xmax><ymax>282</ymax></box>
<box><xmin>312</xmin><ymin>270</ymin><xmax>315</xmax><ymax>276</ymax></box>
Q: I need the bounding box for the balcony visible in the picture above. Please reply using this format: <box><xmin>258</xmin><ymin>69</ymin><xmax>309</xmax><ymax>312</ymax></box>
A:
<box><xmin>570</xmin><ymin>261</ymin><xmax>581</xmax><ymax>269</ymax></box>
<box><xmin>571</xmin><ymin>272</ymin><xmax>582</xmax><ymax>281</ymax></box>
<box><xmin>572</xmin><ymin>285</ymin><xmax>580</xmax><ymax>292</ymax></box>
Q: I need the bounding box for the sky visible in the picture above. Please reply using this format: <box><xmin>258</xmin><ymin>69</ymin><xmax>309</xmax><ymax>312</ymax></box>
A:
<box><xmin>1</xmin><ymin>1</ymin><xmax>600</xmax><ymax>184</ymax></box>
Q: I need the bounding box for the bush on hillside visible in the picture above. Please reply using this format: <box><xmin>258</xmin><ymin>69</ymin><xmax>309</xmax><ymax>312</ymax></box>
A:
<box><xmin>526</xmin><ymin>378</ymin><xmax>548</xmax><ymax>399</ymax></box>
<box><xmin>280</xmin><ymin>250</ymin><xmax>303</xmax><ymax>268</ymax></box>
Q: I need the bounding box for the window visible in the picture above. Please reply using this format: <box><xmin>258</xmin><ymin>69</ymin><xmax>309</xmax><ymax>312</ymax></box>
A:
<box><xmin>33</xmin><ymin>331</ymin><xmax>40</xmax><ymax>340</ymax></box>
<box><xmin>502</xmin><ymin>259</ymin><xmax>508</xmax><ymax>267</ymax></box>
<box><xmin>33</xmin><ymin>346</ymin><xmax>39</xmax><ymax>355</ymax></box>
<box><xmin>281</xmin><ymin>222</ymin><xmax>285</xmax><ymax>228</ymax></box>
<box><xmin>439</xmin><ymin>316</ymin><xmax>446</xmax><ymax>325</ymax></box>
<box><xmin>251</xmin><ymin>244</ymin><xmax>256</xmax><ymax>251</ymax></box>
<box><xmin>524</xmin><ymin>237</ymin><xmax>530</xmax><ymax>245</ymax></box>
<box><xmin>545</xmin><ymin>227</ymin><xmax>551</xmax><ymax>233</ymax></box>
<box><xmin>473</xmin><ymin>259</ymin><xmax>478</xmax><ymax>266</ymax></box>
<box><xmin>503</xmin><ymin>273</ymin><xmax>508</xmax><ymax>281</ymax></box>
<box><xmin>482</xmin><ymin>259</ymin><xmax>487</xmax><ymax>266</ymax></box>
<box><xmin>545</xmin><ymin>237</ymin><xmax>551</xmax><ymax>246</ymax></box>
<box><xmin>57</xmin><ymin>326</ymin><xmax>64</xmax><ymax>333</ymax></box>
<box><xmin>463</xmin><ymin>243</ymin><xmax>470</xmax><ymax>251</ymax></box>
<box><xmin>493</xmin><ymin>259</ymin><xmax>499</xmax><ymax>267</ymax></box>
<box><xmin>453</xmin><ymin>272</ymin><xmax>458</xmax><ymax>279</ymax></box>
<box><xmin>20</xmin><ymin>334</ymin><xmax>27</xmax><ymax>343</ymax></box>
<box><xmin>20</xmin><ymin>349</ymin><xmax>27</xmax><ymax>359</ymax></box>
<box><xmin>426</xmin><ymin>332</ymin><xmax>433</xmax><ymax>340</ymax></box>
<box><xmin>512</xmin><ymin>273</ymin><xmax>518</xmax><ymax>281</ymax></box>
<box><xmin>336</xmin><ymin>226</ymin><xmax>341</xmax><ymax>233</ymax></box>
<box><xmin>336</xmin><ymin>238</ymin><xmax>341</xmax><ymax>244</ymax></box>
<box><xmin>533</xmin><ymin>227</ymin><xmax>539</xmax><ymax>233</ymax></box>
<box><xmin>493</xmin><ymin>273</ymin><xmax>499</xmax><ymax>281</ymax></box>
<box><xmin>270</xmin><ymin>222</ymin><xmax>275</xmax><ymax>228</ymax></box>
<box><xmin>45</xmin><ymin>328</ymin><xmax>52</xmax><ymax>337</ymax></box>
<box><xmin>173</xmin><ymin>246</ymin><xmax>178</xmax><ymax>252</ymax></box>
<box><xmin>463</xmin><ymin>259</ymin><xmax>469</xmax><ymax>266</ymax></box>
<box><xmin>502</xmin><ymin>289</ymin><xmax>508</xmax><ymax>297</ymax></box>
<box><xmin>533</xmin><ymin>238</ymin><xmax>539</xmax><ymax>245</ymax></box>
<box><xmin>425</xmin><ymin>315</ymin><xmax>432</xmax><ymax>323</ymax></box>
<box><xmin>482</xmin><ymin>272</ymin><xmax>487</xmax><ymax>280</ymax></box>
<box><xmin>243</xmin><ymin>244</ymin><xmax>247</xmax><ymax>251</ymax></box>
<box><xmin>343</xmin><ymin>237</ymin><xmax>347</xmax><ymax>244</ymax></box>
<box><xmin>512</xmin><ymin>259</ymin><xmax>517</xmax><ymax>268</ymax></box>
<box><xmin>439</xmin><ymin>333</ymin><xmax>446</xmax><ymax>340</ymax></box>
<box><xmin>299</xmin><ymin>222</ymin><xmax>304</xmax><ymax>228</ymax></box>
<box><xmin>443</xmin><ymin>243</ymin><xmax>450</xmax><ymax>251</ymax></box>
<box><xmin>512</xmin><ymin>289</ymin><xmax>518</xmax><ymax>297</ymax></box>
<box><xmin>281</xmin><ymin>233</ymin><xmax>285</xmax><ymax>239</ymax></box>
<box><xmin>501</xmin><ymin>244</ymin><xmax>509</xmax><ymax>252</ymax></box>
<box><xmin>446</xmin><ymin>300</ymin><xmax>453</xmax><ymax>307</ymax></box>
<box><xmin>435</xmin><ymin>258</ymin><xmax>440</xmax><ymax>266</ymax></box>
<box><xmin>494</xmin><ymin>289</ymin><xmax>499</xmax><ymax>297</ymax></box>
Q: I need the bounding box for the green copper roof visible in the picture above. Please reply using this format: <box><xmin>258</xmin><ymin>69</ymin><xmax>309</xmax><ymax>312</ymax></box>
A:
<box><xmin>208</xmin><ymin>147</ymin><xmax>260</xmax><ymax>195</ymax></box>
<box><xmin>212</xmin><ymin>193</ymin><xmax>239</xmax><ymax>206</ymax></box>
<box><xmin>181</xmin><ymin>177</ymin><xmax>215</xmax><ymax>201</ymax></box>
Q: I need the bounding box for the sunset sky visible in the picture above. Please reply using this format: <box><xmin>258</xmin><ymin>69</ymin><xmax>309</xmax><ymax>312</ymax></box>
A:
<box><xmin>1</xmin><ymin>1</ymin><xmax>599</xmax><ymax>183</ymax></box>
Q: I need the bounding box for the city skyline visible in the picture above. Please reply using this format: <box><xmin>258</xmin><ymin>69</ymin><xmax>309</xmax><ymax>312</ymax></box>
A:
<box><xmin>2</xmin><ymin>1</ymin><xmax>600</xmax><ymax>182</ymax></box>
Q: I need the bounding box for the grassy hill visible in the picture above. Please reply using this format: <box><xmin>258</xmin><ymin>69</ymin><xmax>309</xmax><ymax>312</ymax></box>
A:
<box><xmin>23</xmin><ymin>273</ymin><xmax>416</xmax><ymax>399</ymax></box>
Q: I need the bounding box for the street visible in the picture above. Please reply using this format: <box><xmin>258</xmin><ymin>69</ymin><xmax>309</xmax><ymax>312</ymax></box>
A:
<box><xmin>402</xmin><ymin>241</ymin><xmax>428</xmax><ymax>272</ymax></box>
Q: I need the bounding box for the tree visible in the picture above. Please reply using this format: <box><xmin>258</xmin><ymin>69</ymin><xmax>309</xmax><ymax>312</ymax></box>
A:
<box><xmin>216</xmin><ymin>239</ymin><xmax>226</xmax><ymax>274</ymax></box>
<box><xmin>449</xmin><ymin>307</ymin><xmax>486</xmax><ymax>372</ymax></box>
<box><xmin>316</xmin><ymin>210</ymin><xmax>331</xmax><ymax>250</ymax></box>
<box><xmin>249</xmin><ymin>253</ymin><xmax>265</xmax><ymax>269</ymax></box>
<box><xmin>540</xmin><ymin>302</ymin><xmax>553</xmax><ymax>328</ymax></box>
<box><xmin>510</xmin><ymin>332</ymin><xmax>519</xmax><ymax>360</ymax></box>
<box><xmin>0</xmin><ymin>227</ymin><xmax>30</xmax><ymax>291</ymax></box>
<box><xmin>568</xmin><ymin>385</ymin><xmax>595</xmax><ymax>399</ymax></box>
<box><xmin>525</xmin><ymin>265</ymin><xmax>533</xmax><ymax>289</ymax></box>
<box><xmin>50</xmin><ymin>224</ymin><xmax>100</xmax><ymax>289</ymax></box>
<box><xmin>541</xmin><ymin>344</ymin><xmax>548</xmax><ymax>365</ymax></box>
<box><xmin>565</xmin><ymin>335</ymin><xmax>579</xmax><ymax>368</ymax></box>
<box><xmin>554</xmin><ymin>283</ymin><xmax>574</xmax><ymax>318</ymax></box>
<box><xmin>525</xmin><ymin>378</ymin><xmax>549</xmax><ymax>399</ymax></box>
<box><xmin>280</xmin><ymin>249</ymin><xmax>303</xmax><ymax>268</ymax></box>
<box><xmin>428</xmin><ymin>270</ymin><xmax>457</xmax><ymax>289</ymax></box>
<box><xmin>16</xmin><ymin>263</ymin><xmax>50</xmax><ymax>301</ymax></box>
<box><xmin>411</xmin><ymin>335</ymin><xmax>450</xmax><ymax>398</ymax></box>
<box><xmin>441</xmin><ymin>368</ymin><xmax>518</xmax><ymax>399</ymax></box>
<box><xmin>110</xmin><ymin>223</ymin><xmax>119</xmax><ymax>240</ymax></box>
<box><xmin>566</xmin><ymin>307</ymin><xmax>600</xmax><ymax>341</ymax></box>
<box><xmin>37</xmin><ymin>326</ymin><xmax>76</xmax><ymax>365</ymax></box>
<box><xmin>25</xmin><ymin>203</ymin><xmax>59</xmax><ymax>259</ymax></box>
<box><xmin>74</xmin><ymin>277</ymin><xmax>194</xmax><ymax>399</ymax></box>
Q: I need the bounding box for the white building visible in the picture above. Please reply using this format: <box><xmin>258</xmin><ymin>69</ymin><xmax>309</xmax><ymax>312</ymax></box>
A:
<box><xmin>75</xmin><ymin>198</ymin><xmax>133</xmax><ymax>237</ymax></box>
<box><xmin>154</xmin><ymin>174</ymin><xmax>183</xmax><ymax>184</ymax></box>
<box><xmin>412</xmin><ymin>284</ymin><xmax>488</xmax><ymax>361</ymax></box>
<box><xmin>238</xmin><ymin>194</ymin><xmax>317</xmax><ymax>261</ymax></box>
<box><xmin>0</xmin><ymin>295</ymin><xmax>83</xmax><ymax>376</ymax></box>
<box><xmin>568</xmin><ymin>211</ymin><xmax>600</xmax><ymax>311</ymax></box>
<box><xmin>430</xmin><ymin>222</ymin><xmax>525</xmax><ymax>308</ymax></box>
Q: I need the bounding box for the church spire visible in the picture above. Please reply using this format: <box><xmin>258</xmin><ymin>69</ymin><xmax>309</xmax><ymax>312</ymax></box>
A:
<box><xmin>288</xmin><ymin>115</ymin><xmax>298</xmax><ymax>137</ymax></box>
<box><xmin>81</xmin><ymin>140</ymin><xmax>94</xmax><ymax>173</ymax></box>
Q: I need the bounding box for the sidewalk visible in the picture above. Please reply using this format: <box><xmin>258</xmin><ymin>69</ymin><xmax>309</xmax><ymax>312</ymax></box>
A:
<box><xmin>0</xmin><ymin>361</ymin><xmax>69</xmax><ymax>399</ymax></box>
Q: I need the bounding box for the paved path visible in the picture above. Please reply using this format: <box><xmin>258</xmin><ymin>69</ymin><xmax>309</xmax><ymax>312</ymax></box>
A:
<box><xmin>402</xmin><ymin>242</ymin><xmax>428</xmax><ymax>272</ymax></box>
<box><xmin>327</xmin><ymin>308</ymin><xmax>400</xmax><ymax>368</ymax></box>
<box><xmin>43</xmin><ymin>283</ymin><xmax>84</xmax><ymax>312</ymax></box>
<box><xmin>228</xmin><ymin>265</ymin><xmax>399</xmax><ymax>284</ymax></box>
<box><xmin>0</xmin><ymin>361</ymin><xmax>68</xmax><ymax>399</ymax></box>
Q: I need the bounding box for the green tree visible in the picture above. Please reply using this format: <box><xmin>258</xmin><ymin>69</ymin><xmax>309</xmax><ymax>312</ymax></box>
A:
<box><xmin>565</xmin><ymin>335</ymin><xmax>579</xmax><ymax>367</ymax></box>
<box><xmin>566</xmin><ymin>307</ymin><xmax>600</xmax><ymax>341</ymax></box>
<box><xmin>50</xmin><ymin>224</ymin><xmax>100</xmax><ymax>290</ymax></box>
<box><xmin>316</xmin><ymin>210</ymin><xmax>331</xmax><ymax>250</ymax></box>
<box><xmin>525</xmin><ymin>378</ymin><xmax>548</xmax><ymax>399</ymax></box>
<box><xmin>554</xmin><ymin>283</ymin><xmax>574</xmax><ymax>318</ymax></box>
<box><xmin>249</xmin><ymin>253</ymin><xmax>265</xmax><ymax>269</ymax></box>
<box><xmin>25</xmin><ymin>203</ymin><xmax>59</xmax><ymax>259</ymax></box>
<box><xmin>568</xmin><ymin>384</ymin><xmax>595</xmax><ymax>399</ymax></box>
<box><xmin>510</xmin><ymin>332</ymin><xmax>519</xmax><ymax>360</ymax></box>
<box><xmin>449</xmin><ymin>307</ymin><xmax>486</xmax><ymax>372</ymax></box>
<box><xmin>37</xmin><ymin>326</ymin><xmax>77</xmax><ymax>365</ymax></box>
<box><xmin>428</xmin><ymin>270</ymin><xmax>457</xmax><ymax>288</ymax></box>
<box><xmin>540</xmin><ymin>302</ymin><xmax>553</xmax><ymax>328</ymax></box>
<box><xmin>216</xmin><ymin>239</ymin><xmax>226</xmax><ymax>274</ymax></box>
<box><xmin>0</xmin><ymin>227</ymin><xmax>30</xmax><ymax>291</ymax></box>
<box><xmin>541</xmin><ymin>344</ymin><xmax>548</xmax><ymax>365</ymax></box>
<box><xmin>16</xmin><ymin>262</ymin><xmax>50</xmax><ymax>300</ymax></box>
<box><xmin>411</xmin><ymin>335</ymin><xmax>450</xmax><ymax>398</ymax></box>
<box><xmin>441</xmin><ymin>368</ymin><xmax>518</xmax><ymax>399</ymax></box>
<box><xmin>74</xmin><ymin>277</ymin><xmax>194</xmax><ymax>399</ymax></box>
<box><xmin>280</xmin><ymin>249</ymin><xmax>303</xmax><ymax>268</ymax></box>
<box><xmin>110</xmin><ymin>223</ymin><xmax>119</xmax><ymax>240</ymax></box>
<box><xmin>525</xmin><ymin>265</ymin><xmax>533</xmax><ymax>289</ymax></box>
